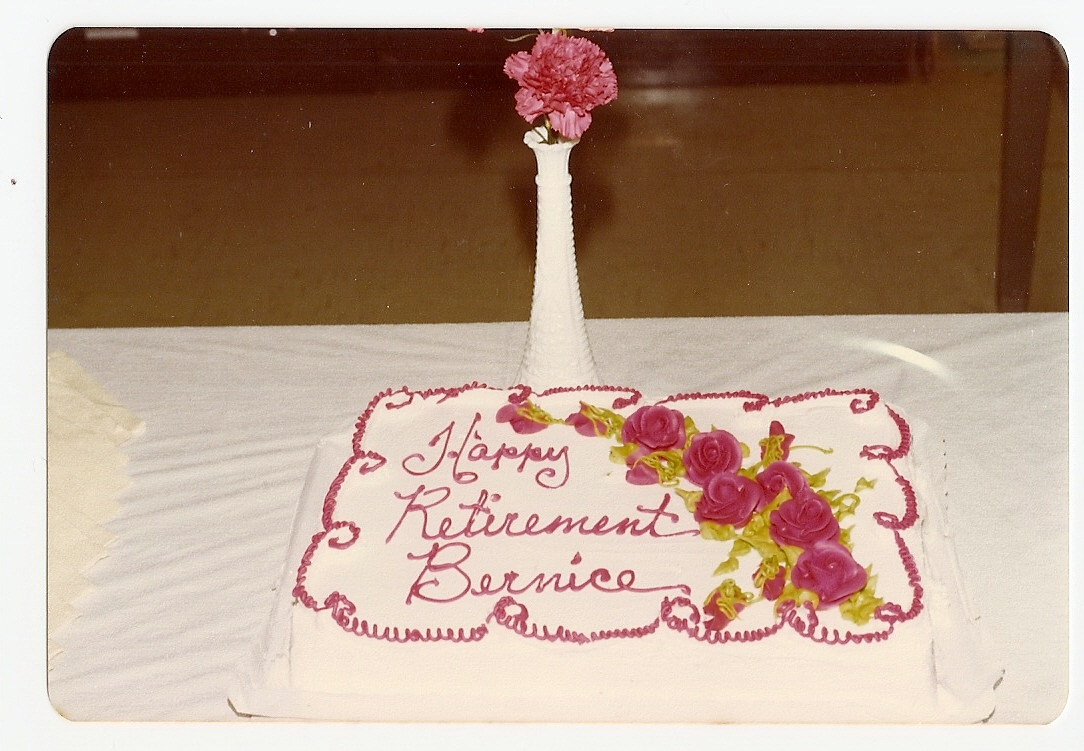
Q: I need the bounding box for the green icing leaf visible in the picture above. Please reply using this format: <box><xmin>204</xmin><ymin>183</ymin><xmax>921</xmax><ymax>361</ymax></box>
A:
<box><xmin>609</xmin><ymin>442</ymin><xmax>638</xmax><ymax>465</ymax></box>
<box><xmin>838</xmin><ymin>525</ymin><xmax>854</xmax><ymax>549</ymax></box>
<box><xmin>700</xmin><ymin>522</ymin><xmax>735</xmax><ymax>541</ymax></box>
<box><xmin>839</xmin><ymin>574</ymin><xmax>882</xmax><ymax>626</ymax></box>
<box><xmin>683</xmin><ymin>415</ymin><xmax>699</xmax><ymax>445</ymax></box>
<box><xmin>820</xmin><ymin>488</ymin><xmax>841</xmax><ymax>504</ymax></box>
<box><xmin>639</xmin><ymin>449</ymin><xmax>685</xmax><ymax>486</ymax></box>
<box><xmin>778</xmin><ymin>544</ymin><xmax>802</xmax><ymax>568</ymax></box>
<box><xmin>675</xmin><ymin>487</ymin><xmax>701</xmax><ymax>514</ymax></box>
<box><xmin>855</xmin><ymin>477</ymin><xmax>877</xmax><ymax>492</ymax></box>
<box><xmin>713</xmin><ymin>557</ymin><xmax>740</xmax><ymax>576</ymax></box>
<box><xmin>743</xmin><ymin>512</ymin><xmax>768</xmax><ymax>537</ymax></box>
<box><xmin>834</xmin><ymin>493</ymin><xmax>861</xmax><ymax>521</ymax></box>
<box><xmin>758</xmin><ymin>433</ymin><xmax>787</xmax><ymax>465</ymax></box>
<box><xmin>775</xmin><ymin>583</ymin><xmax>820</xmax><ymax>613</ymax></box>
<box><xmin>806</xmin><ymin>468</ymin><xmax>830</xmax><ymax>489</ymax></box>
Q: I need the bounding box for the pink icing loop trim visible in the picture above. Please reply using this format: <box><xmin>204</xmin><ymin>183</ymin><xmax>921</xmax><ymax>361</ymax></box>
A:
<box><xmin>507</xmin><ymin>383</ymin><xmax>643</xmax><ymax>409</ymax></box>
<box><xmin>352</xmin><ymin>387</ymin><xmax>398</xmax><ymax>454</ymax></box>
<box><xmin>356</xmin><ymin>451</ymin><xmax>387</xmax><ymax>475</ymax></box>
<box><xmin>661</xmin><ymin>596</ymin><xmax>787</xmax><ymax>643</ymax></box>
<box><xmin>874</xmin><ymin>530</ymin><xmax>924</xmax><ymax>624</ymax></box>
<box><xmin>654</xmin><ymin>387</ymin><xmax>879</xmax><ymax>419</ymax></box>
<box><xmin>759</xmin><ymin>387</ymin><xmax>880</xmax><ymax>414</ymax></box>
<box><xmin>487</xmin><ymin>596</ymin><xmax>662</xmax><ymax>643</ymax></box>
<box><xmin>325</xmin><ymin>521</ymin><xmax>361</xmax><ymax>550</ymax></box>
<box><xmin>610</xmin><ymin>392</ymin><xmax>642</xmax><ymax>410</ymax></box>
<box><xmin>871</xmin><ymin>460</ymin><xmax>920</xmax><ymax>530</ymax></box>
<box><xmin>491</xmin><ymin>595</ymin><xmax>529</xmax><ymax>625</ymax></box>
<box><xmin>507</xmin><ymin>384</ymin><xmax>533</xmax><ymax>404</ymax></box>
<box><xmin>860</xmin><ymin>405</ymin><xmax>913</xmax><ymax>462</ymax></box>
<box><xmin>656</xmin><ymin>390</ymin><xmax>769</xmax><ymax>413</ymax></box>
<box><xmin>319</xmin><ymin>592</ymin><xmax>490</xmax><ymax>643</ymax></box>
<box><xmin>787</xmin><ymin>602</ymin><xmax>897</xmax><ymax>644</ymax></box>
<box><xmin>384</xmin><ymin>382</ymin><xmax>497</xmax><ymax>412</ymax></box>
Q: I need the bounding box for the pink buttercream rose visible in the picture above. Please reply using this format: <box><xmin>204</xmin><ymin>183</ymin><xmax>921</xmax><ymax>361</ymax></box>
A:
<box><xmin>756</xmin><ymin>460</ymin><xmax>808</xmax><ymax>503</ymax></box>
<box><xmin>495</xmin><ymin>403</ymin><xmax>547</xmax><ymax>434</ymax></box>
<box><xmin>621</xmin><ymin>405</ymin><xmax>685</xmax><ymax>452</ymax></box>
<box><xmin>790</xmin><ymin>541</ymin><xmax>868</xmax><ymax>608</ymax></box>
<box><xmin>503</xmin><ymin>32</ymin><xmax>618</xmax><ymax>140</ymax></box>
<box><xmin>619</xmin><ymin>405</ymin><xmax>686</xmax><ymax>485</ymax></box>
<box><xmin>682</xmin><ymin>429</ymin><xmax>743</xmax><ymax>487</ymax></box>
<box><xmin>769</xmin><ymin>491</ymin><xmax>841</xmax><ymax>549</ymax></box>
<box><xmin>694</xmin><ymin>472</ymin><xmax>765</xmax><ymax>528</ymax></box>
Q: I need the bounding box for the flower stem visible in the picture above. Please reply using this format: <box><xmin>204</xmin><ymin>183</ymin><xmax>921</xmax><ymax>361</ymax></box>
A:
<box><xmin>542</xmin><ymin>119</ymin><xmax>558</xmax><ymax>144</ymax></box>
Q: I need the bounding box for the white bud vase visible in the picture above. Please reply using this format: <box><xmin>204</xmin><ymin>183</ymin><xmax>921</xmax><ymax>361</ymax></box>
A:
<box><xmin>514</xmin><ymin>128</ymin><xmax>600</xmax><ymax>391</ymax></box>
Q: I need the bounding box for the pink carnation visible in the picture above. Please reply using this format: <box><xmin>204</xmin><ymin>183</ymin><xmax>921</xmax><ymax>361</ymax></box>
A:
<box><xmin>503</xmin><ymin>32</ymin><xmax>618</xmax><ymax>140</ymax></box>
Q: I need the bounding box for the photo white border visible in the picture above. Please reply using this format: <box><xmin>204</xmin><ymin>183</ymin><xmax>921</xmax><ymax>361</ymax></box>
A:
<box><xmin>2</xmin><ymin>1</ymin><xmax>1078</xmax><ymax>749</ymax></box>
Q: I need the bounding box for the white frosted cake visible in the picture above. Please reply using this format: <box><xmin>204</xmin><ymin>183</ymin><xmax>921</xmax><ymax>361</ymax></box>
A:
<box><xmin>230</xmin><ymin>383</ymin><xmax>998</xmax><ymax>722</ymax></box>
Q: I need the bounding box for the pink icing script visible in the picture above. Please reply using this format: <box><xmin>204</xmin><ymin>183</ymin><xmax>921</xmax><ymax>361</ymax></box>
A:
<box><xmin>403</xmin><ymin>411</ymin><xmax>571</xmax><ymax>489</ymax></box>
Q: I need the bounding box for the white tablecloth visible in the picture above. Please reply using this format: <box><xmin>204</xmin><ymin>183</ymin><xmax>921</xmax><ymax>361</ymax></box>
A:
<box><xmin>44</xmin><ymin>314</ymin><xmax>1069</xmax><ymax>723</ymax></box>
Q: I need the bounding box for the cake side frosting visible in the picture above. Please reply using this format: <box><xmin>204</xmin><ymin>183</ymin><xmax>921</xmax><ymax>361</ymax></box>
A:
<box><xmin>220</xmin><ymin>382</ymin><xmax>1011</xmax><ymax>721</ymax></box>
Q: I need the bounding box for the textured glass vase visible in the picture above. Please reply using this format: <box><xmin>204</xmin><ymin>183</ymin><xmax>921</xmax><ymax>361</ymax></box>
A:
<box><xmin>514</xmin><ymin>128</ymin><xmax>600</xmax><ymax>391</ymax></box>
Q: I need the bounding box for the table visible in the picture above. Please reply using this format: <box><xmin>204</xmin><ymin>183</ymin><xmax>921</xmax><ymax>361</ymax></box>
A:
<box><xmin>44</xmin><ymin>314</ymin><xmax>1069</xmax><ymax>723</ymax></box>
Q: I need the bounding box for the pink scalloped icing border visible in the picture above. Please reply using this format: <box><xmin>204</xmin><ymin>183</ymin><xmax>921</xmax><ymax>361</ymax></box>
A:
<box><xmin>292</xmin><ymin>383</ymin><xmax>923</xmax><ymax>647</ymax></box>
